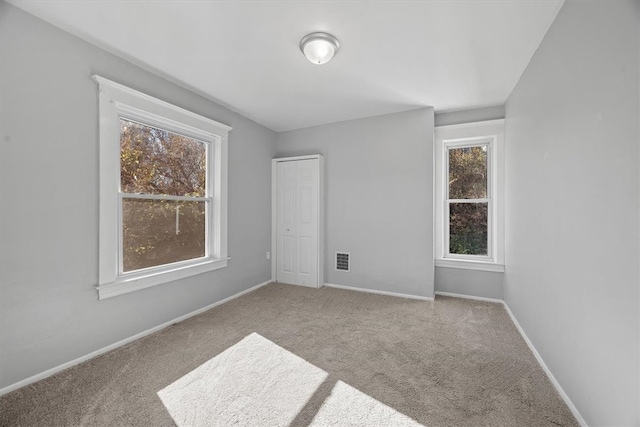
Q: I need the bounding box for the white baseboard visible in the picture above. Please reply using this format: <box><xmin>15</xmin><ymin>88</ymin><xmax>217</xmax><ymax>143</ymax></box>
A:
<box><xmin>433</xmin><ymin>291</ymin><xmax>586</xmax><ymax>426</ymax></box>
<box><xmin>502</xmin><ymin>303</ymin><xmax>588</xmax><ymax>427</ymax></box>
<box><xmin>324</xmin><ymin>283</ymin><xmax>434</xmax><ymax>301</ymax></box>
<box><xmin>435</xmin><ymin>291</ymin><xmax>503</xmax><ymax>304</ymax></box>
<box><xmin>0</xmin><ymin>279</ymin><xmax>273</xmax><ymax>397</ymax></box>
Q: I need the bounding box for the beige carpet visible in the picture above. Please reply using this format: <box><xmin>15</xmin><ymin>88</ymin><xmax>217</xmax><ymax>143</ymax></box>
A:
<box><xmin>308</xmin><ymin>380</ymin><xmax>423</xmax><ymax>427</ymax></box>
<box><xmin>0</xmin><ymin>283</ymin><xmax>579</xmax><ymax>426</ymax></box>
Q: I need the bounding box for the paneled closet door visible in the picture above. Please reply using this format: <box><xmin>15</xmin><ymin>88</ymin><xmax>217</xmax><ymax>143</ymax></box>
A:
<box><xmin>276</xmin><ymin>159</ymin><xmax>319</xmax><ymax>287</ymax></box>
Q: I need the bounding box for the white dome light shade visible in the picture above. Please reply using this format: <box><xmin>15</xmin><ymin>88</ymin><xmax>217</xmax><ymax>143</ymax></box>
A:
<box><xmin>300</xmin><ymin>32</ymin><xmax>340</xmax><ymax>65</ymax></box>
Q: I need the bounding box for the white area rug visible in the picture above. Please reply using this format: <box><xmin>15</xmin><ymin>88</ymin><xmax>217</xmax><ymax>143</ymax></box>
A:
<box><xmin>310</xmin><ymin>381</ymin><xmax>423</xmax><ymax>427</ymax></box>
<box><xmin>158</xmin><ymin>333</ymin><xmax>327</xmax><ymax>427</ymax></box>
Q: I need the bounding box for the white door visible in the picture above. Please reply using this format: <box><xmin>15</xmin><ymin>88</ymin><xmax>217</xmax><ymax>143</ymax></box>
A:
<box><xmin>276</xmin><ymin>159</ymin><xmax>319</xmax><ymax>287</ymax></box>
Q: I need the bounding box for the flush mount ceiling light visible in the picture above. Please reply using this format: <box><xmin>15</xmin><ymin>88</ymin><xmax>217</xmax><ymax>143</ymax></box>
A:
<box><xmin>300</xmin><ymin>32</ymin><xmax>340</xmax><ymax>65</ymax></box>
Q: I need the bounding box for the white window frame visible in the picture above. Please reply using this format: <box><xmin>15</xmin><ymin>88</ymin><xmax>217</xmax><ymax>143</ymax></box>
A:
<box><xmin>435</xmin><ymin>120</ymin><xmax>504</xmax><ymax>272</ymax></box>
<box><xmin>93</xmin><ymin>75</ymin><xmax>231</xmax><ymax>299</ymax></box>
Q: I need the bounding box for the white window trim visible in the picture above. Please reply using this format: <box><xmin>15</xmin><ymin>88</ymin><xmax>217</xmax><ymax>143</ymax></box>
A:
<box><xmin>435</xmin><ymin>119</ymin><xmax>505</xmax><ymax>273</ymax></box>
<box><xmin>93</xmin><ymin>75</ymin><xmax>232</xmax><ymax>299</ymax></box>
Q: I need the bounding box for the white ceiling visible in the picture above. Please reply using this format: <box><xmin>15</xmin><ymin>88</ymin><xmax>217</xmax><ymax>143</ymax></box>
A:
<box><xmin>7</xmin><ymin>0</ymin><xmax>564</xmax><ymax>132</ymax></box>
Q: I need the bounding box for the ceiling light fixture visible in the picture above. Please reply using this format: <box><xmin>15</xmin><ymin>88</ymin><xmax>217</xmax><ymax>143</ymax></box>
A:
<box><xmin>300</xmin><ymin>32</ymin><xmax>340</xmax><ymax>65</ymax></box>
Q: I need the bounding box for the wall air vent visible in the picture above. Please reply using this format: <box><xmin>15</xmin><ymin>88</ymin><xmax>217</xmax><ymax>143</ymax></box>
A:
<box><xmin>336</xmin><ymin>252</ymin><xmax>350</xmax><ymax>272</ymax></box>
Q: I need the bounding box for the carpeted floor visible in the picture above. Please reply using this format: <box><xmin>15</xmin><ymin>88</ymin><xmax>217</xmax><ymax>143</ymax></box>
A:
<box><xmin>0</xmin><ymin>283</ymin><xmax>578</xmax><ymax>426</ymax></box>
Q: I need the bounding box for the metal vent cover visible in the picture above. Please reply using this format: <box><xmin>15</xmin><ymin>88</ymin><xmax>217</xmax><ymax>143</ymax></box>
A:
<box><xmin>336</xmin><ymin>252</ymin><xmax>350</xmax><ymax>272</ymax></box>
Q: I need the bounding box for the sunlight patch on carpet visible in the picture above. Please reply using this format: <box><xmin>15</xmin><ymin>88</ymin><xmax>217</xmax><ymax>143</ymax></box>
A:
<box><xmin>158</xmin><ymin>332</ymin><xmax>423</xmax><ymax>427</ymax></box>
<box><xmin>309</xmin><ymin>380</ymin><xmax>424</xmax><ymax>427</ymax></box>
<box><xmin>157</xmin><ymin>333</ymin><xmax>327</xmax><ymax>427</ymax></box>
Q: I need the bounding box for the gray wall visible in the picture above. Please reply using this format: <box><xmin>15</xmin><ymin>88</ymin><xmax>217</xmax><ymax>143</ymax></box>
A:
<box><xmin>0</xmin><ymin>3</ymin><xmax>277</xmax><ymax>390</ymax></box>
<box><xmin>277</xmin><ymin>109</ymin><xmax>434</xmax><ymax>298</ymax></box>
<box><xmin>434</xmin><ymin>105</ymin><xmax>505</xmax><ymax>127</ymax></box>
<box><xmin>435</xmin><ymin>269</ymin><xmax>503</xmax><ymax>300</ymax></box>
<box><xmin>434</xmin><ymin>106</ymin><xmax>506</xmax><ymax>300</ymax></box>
<box><xmin>504</xmin><ymin>1</ymin><xmax>639</xmax><ymax>425</ymax></box>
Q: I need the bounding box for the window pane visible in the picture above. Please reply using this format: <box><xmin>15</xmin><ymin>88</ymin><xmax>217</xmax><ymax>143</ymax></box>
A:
<box><xmin>448</xmin><ymin>145</ymin><xmax>487</xmax><ymax>199</ymax></box>
<box><xmin>449</xmin><ymin>202</ymin><xmax>488</xmax><ymax>255</ymax></box>
<box><xmin>120</xmin><ymin>119</ymin><xmax>206</xmax><ymax>197</ymax></box>
<box><xmin>122</xmin><ymin>198</ymin><xmax>206</xmax><ymax>272</ymax></box>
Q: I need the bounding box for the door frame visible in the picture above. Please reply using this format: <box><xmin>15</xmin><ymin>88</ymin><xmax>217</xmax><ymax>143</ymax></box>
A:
<box><xmin>271</xmin><ymin>154</ymin><xmax>324</xmax><ymax>288</ymax></box>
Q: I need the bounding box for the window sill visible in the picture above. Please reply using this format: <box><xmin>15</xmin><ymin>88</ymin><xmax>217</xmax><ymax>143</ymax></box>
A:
<box><xmin>96</xmin><ymin>257</ymin><xmax>229</xmax><ymax>300</ymax></box>
<box><xmin>435</xmin><ymin>258</ymin><xmax>504</xmax><ymax>273</ymax></box>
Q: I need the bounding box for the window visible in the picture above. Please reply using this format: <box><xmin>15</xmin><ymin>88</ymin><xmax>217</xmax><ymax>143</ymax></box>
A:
<box><xmin>435</xmin><ymin>120</ymin><xmax>504</xmax><ymax>272</ymax></box>
<box><xmin>94</xmin><ymin>76</ymin><xmax>231</xmax><ymax>299</ymax></box>
<box><xmin>447</xmin><ymin>142</ymin><xmax>490</xmax><ymax>258</ymax></box>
